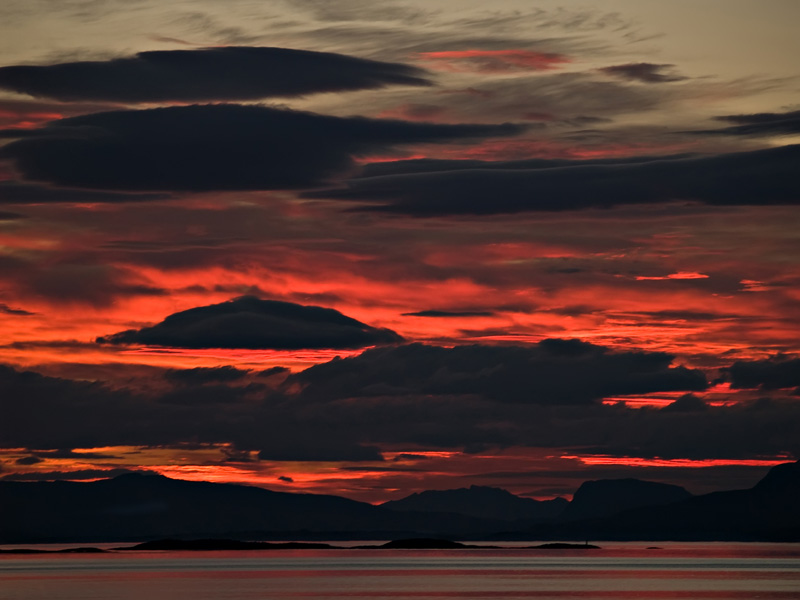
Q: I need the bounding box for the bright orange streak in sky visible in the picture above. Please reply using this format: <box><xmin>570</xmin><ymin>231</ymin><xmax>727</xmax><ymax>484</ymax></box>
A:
<box><xmin>0</xmin><ymin>110</ymin><xmax>63</xmax><ymax>128</ymax></box>
<box><xmin>635</xmin><ymin>272</ymin><xmax>710</xmax><ymax>281</ymax></box>
<box><xmin>561</xmin><ymin>455</ymin><xmax>792</xmax><ymax>468</ymax></box>
<box><xmin>147</xmin><ymin>463</ymin><xmax>408</xmax><ymax>497</ymax></box>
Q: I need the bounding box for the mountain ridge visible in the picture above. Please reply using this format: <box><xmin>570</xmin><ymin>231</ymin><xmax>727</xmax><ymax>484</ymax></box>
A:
<box><xmin>382</xmin><ymin>485</ymin><xmax>567</xmax><ymax>521</ymax></box>
<box><xmin>2</xmin><ymin>461</ymin><xmax>798</xmax><ymax>543</ymax></box>
<box><xmin>561</xmin><ymin>478</ymin><xmax>692</xmax><ymax>521</ymax></box>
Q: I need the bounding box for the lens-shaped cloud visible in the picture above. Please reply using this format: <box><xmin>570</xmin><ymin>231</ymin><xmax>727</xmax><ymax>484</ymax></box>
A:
<box><xmin>0</xmin><ymin>46</ymin><xmax>432</xmax><ymax>103</ymax></box>
<box><xmin>0</xmin><ymin>104</ymin><xmax>525</xmax><ymax>191</ymax></box>
<box><xmin>309</xmin><ymin>145</ymin><xmax>800</xmax><ymax>215</ymax></box>
<box><xmin>97</xmin><ymin>295</ymin><xmax>404</xmax><ymax>350</ymax></box>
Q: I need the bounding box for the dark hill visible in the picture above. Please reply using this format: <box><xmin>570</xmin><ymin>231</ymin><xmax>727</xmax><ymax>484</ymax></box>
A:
<box><xmin>382</xmin><ymin>485</ymin><xmax>567</xmax><ymax>522</ymax></box>
<box><xmin>525</xmin><ymin>461</ymin><xmax>800</xmax><ymax>541</ymax></box>
<box><xmin>751</xmin><ymin>460</ymin><xmax>800</xmax><ymax>495</ymax></box>
<box><xmin>0</xmin><ymin>473</ymin><xmax>501</xmax><ymax>543</ymax></box>
<box><xmin>561</xmin><ymin>478</ymin><xmax>691</xmax><ymax>521</ymax></box>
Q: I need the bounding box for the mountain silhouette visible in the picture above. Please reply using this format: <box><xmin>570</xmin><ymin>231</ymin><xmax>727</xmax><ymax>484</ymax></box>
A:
<box><xmin>0</xmin><ymin>472</ymin><xmax>498</xmax><ymax>543</ymax></box>
<box><xmin>2</xmin><ymin>462</ymin><xmax>798</xmax><ymax>543</ymax></box>
<box><xmin>561</xmin><ymin>478</ymin><xmax>691</xmax><ymax>521</ymax></box>
<box><xmin>382</xmin><ymin>485</ymin><xmax>567</xmax><ymax>521</ymax></box>
<box><xmin>524</xmin><ymin>460</ymin><xmax>800</xmax><ymax>541</ymax></box>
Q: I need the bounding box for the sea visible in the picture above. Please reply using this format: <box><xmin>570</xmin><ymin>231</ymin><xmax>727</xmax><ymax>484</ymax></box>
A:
<box><xmin>1</xmin><ymin>542</ymin><xmax>799</xmax><ymax>599</ymax></box>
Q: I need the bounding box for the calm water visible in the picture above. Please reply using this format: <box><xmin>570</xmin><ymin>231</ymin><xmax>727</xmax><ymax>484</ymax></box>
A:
<box><xmin>1</xmin><ymin>542</ymin><xmax>799</xmax><ymax>599</ymax></box>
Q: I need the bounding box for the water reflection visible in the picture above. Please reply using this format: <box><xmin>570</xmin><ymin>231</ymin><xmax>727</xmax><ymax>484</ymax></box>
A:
<box><xmin>1</xmin><ymin>542</ymin><xmax>799</xmax><ymax>600</ymax></box>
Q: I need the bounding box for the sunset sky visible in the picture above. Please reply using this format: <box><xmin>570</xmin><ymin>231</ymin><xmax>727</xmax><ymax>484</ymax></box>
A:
<box><xmin>0</xmin><ymin>0</ymin><xmax>798</xmax><ymax>504</ymax></box>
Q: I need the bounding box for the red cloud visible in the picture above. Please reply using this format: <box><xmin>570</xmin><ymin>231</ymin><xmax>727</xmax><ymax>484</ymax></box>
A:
<box><xmin>635</xmin><ymin>272</ymin><xmax>710</xmax><ymax>281</ymax></box>
<box><xmin>0</xmin><ymin>108</ymin><xmax>62</xmax><ymax>129</ymax></box>
<box><xmin>418</xmin><ymin>49</ymin><xmax>569</xmax><ymax>73</ymax></box>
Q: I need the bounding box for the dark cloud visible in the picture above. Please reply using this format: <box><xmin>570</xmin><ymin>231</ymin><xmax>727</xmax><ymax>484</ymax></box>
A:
<box><xmin>283</xmin><ymin>387</ymin><xmax>798</xmax><ymax>462</ymax></box>
<box><xmin>15</xmin><ymin>456</ymin><xmax>42</xmax><ymax>465</ymax></box>
<box><xmin>0</xmin><ymin>46</ymin><xmax>431</xmax><ymax>103</ymax></box>
<box><xmin>157</xmin><ymin>382</ymin><xmax>265</xmax><ymax>406</ymax></box>
<box><xmin>221</xmin><ymin>446</ymin><xmax>258</xmax><ymax>463</ymax></box>
<box><xmin>356</xmin><ymin>154</ymin><xmax>690</xmax><ymax>178</ymax></box>
<box><xmin>0</xmin><ymin>362</ymin><xmax>379</xmax><ymax>461</ymax></box>
<box><xmin>31</xmin><ymin>448</ymin><xmax>120</xmax><ymax>460</ymax></box>
<box><xmin>570</xmin><ymin>400</ymin><xmax>800</xmax><ymax>461</ymax></box>
<box><xmin>0</xmin><ymin>211</ymin><xmax>26</xmax><ymax>221</ymax></box>
<box><xmin>0</xmin><ymin>468</ymin><xmax>143</xmax><ymax>481</ymax></box>
<box><xmin>728</xmin><ymin>356</ymin><xmax>800</xmax><ymax>390</ymax></box>
<box><xmin>0</xmin><ymin>104</ymin><xmax>523</xmax><ymax>191</ymax></box>
<box><xmin>600</xmin><ymin>62</ymin><xmax>687</xmax><ymax>83</ymax></box>
<box><xmin>278</xmin><ymin>476</ymin><xmax>294</xmax><ymax>483</ymax></box>
<box><xmin>0</xmin><ymin>359</ymin><xmax>796</xmax><ymax>465</ymax></box>
<box><xmin>309</xmin><ymin>144</ymin><xmax>800</xmax><ymax>215</ymax></box>
<box><xmin>258</xmin><ymin>442</ymin><xmax>384</xmax><ymax>462</ymax></box>
<box><xmin>661</xmin><ymin>393</ymin><xmax>709</xmax><ymax>413</ymax></box>
<box><xmin>698</xmin><ymin>109</ymin><xmax>800</xmax><ymax>136</ymax></box>
<box><xmin>165</xmin><ymin>366</ymin><xmax>250</xmax><ymax>385</ymax></box>
<box><xmin>403</xmin><ymin>310</ymin><xmax>494</xmax><ymax>317</ymax></box>
<box><xmin>97</xmin><ymin>295</ymin><xmax>403</xmax><ymax>350</ymax></box>
<box><xmin>0</xmin><ymin>303</ymin><xmax>34</xmax><ymax>316</ymax></box>
<box><xmin>292</xmin><ymin>339</ymin><xmax>708</xmax><ymax>405</ymax></box>
<box><xmin>8</xmin><ymin>262</ymin><xmax>166</xmax><ymax>307</ymax></box>
<box><xmin>340</xmin><ymin>465</ymin><xmax>418</xmax><ymax>472</ymax></box>
<box><xmin>0</xmin><ymin>365</ymin><xmax>137</xmax><ymax>449</ymax></box>
<box><xmin>256</xmin><ymin>366</ymin><xmax>291</xmax><ymax>378</ymax></box>
<box><xmin>393</xmin><ymin>453</ymin><xmax>432</xmax><ymax>461</ymax></box>
<box><xmin>0</xmin><ymin>181</ymin><xmax>170</xmax><ymax>204</ymax></box>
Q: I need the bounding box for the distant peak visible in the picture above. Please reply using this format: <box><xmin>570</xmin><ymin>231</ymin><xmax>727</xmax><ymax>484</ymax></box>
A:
<box><xmin>564</xmin><ymin>477</ymin><xmax>691</xmax><ymax>521</ymax></box>
<box><xmin>753</xmin><ymin>460</ymin><xmax>800</xmax><ymax>491</ymax></box>
<box><xmin>382</xmin><ymin>484</ymin><xmax>566</xmax><ymax>521</ymax></box>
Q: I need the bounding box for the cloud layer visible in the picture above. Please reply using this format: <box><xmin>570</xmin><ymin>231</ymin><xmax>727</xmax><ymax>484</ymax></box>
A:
<box><xmin>0</xmin><ymin>181</ymin><xmax>170</xmax><ymax>204</ymax></box>
<box><xmin>1</xmin><ymin>104</ymin><xmax>524</xmax><ymax>191</ymax></box>
<box><xmin>311</xmin><ymin>145</ymin><xmax>800</xmax><ymax>215</ymax></box>
<box><xmin>728</xmin><ymin>356</ymin><xmax>800</xmax><ymax>390</ymax></box>
<box><xmin>293</xmin><ymin>339</ymin><xmax>708</xmax><ymax>405</ymax></box>
<box><xmin>700</xmin><ymin>110</ymin><xmax>800</xmax><ymax>137</ymax></box>
<box><xmin>3</xmin><ymin>350</ymin><xmax>798</xmax><ymax>464</ymax></box>
<box><xmin>0</xmin><ymin>46</ymin><xmax>431</xmax><ymax>102</ymax></box>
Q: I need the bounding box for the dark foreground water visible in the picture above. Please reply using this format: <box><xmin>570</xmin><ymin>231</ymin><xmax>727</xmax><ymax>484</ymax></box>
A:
<box><xmin>1</xmin><ymin>542</ymin><xmax>799</xmax><ymax>599</ymax></box>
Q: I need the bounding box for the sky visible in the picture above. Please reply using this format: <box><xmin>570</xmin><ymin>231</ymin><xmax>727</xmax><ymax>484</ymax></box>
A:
<box><xmin>0</xmin><ymin>0</ymin><xmax>799</xmax><ymax>504</ymax></box>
